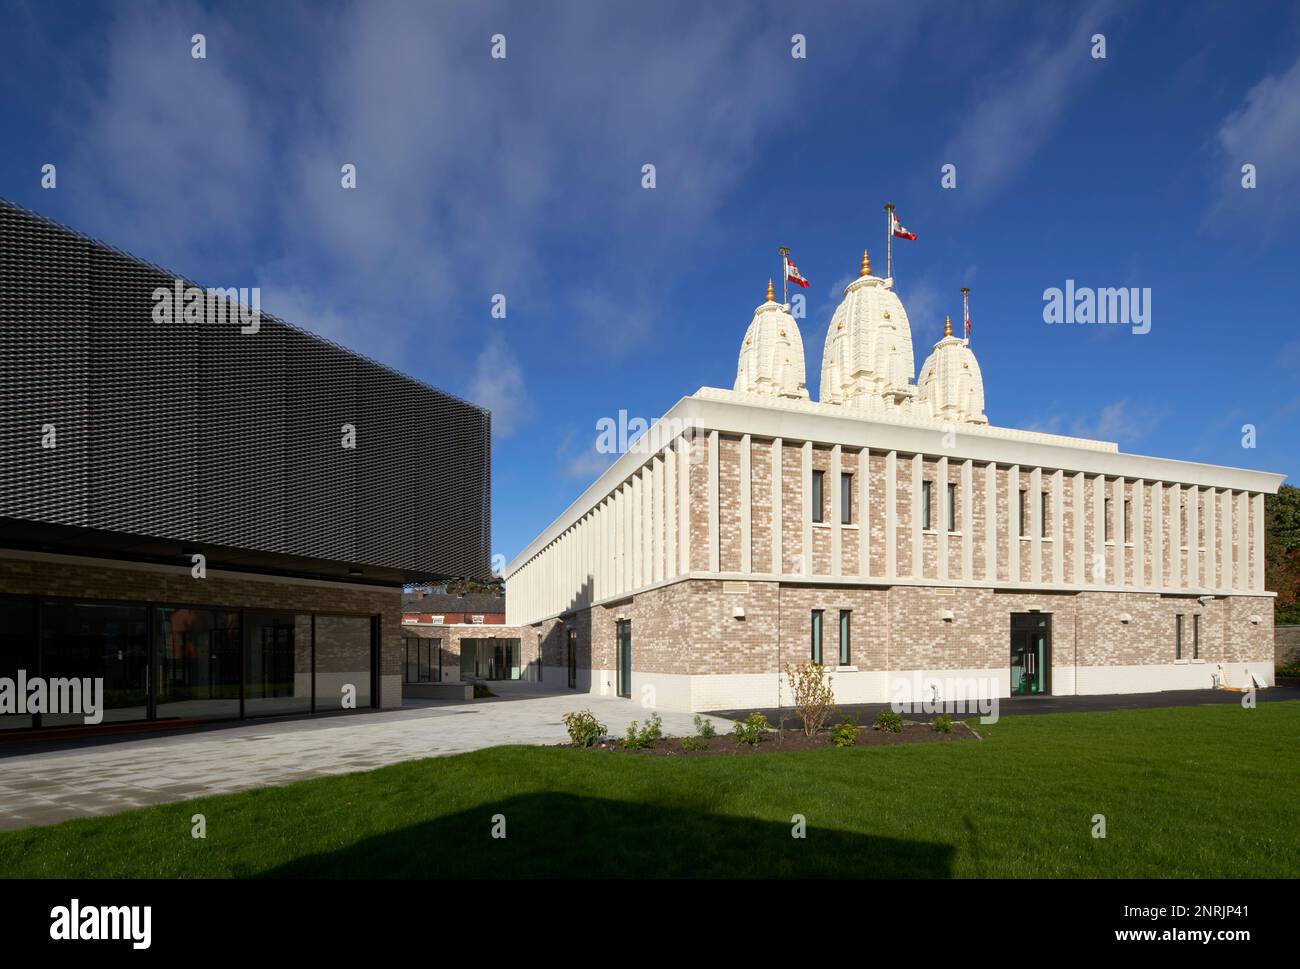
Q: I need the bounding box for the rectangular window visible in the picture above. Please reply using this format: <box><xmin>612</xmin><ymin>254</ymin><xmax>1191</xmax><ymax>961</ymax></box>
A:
<box><xmin>1041</xmin><ymin>491</ymin><xmax>1049</xmax><ymax>537</ymax></box>
<box><xmin>841</xmin><ymin>473</ymin><xmax>853</xmax><ymax>524</ymax></box>
<box><xmin>401</xmin><ymin>636</ymin><xmax>441</xmax><ymax>684</ymax></box>
<box><xmin>946</xmin><ymin>482</ymin><xmax>957</xmax><ymax>532</ymax></box>
<box><xmin>922</xmin><ymin>480</ymin><xmax>933</xmax><ymax>530</ymax></box>
<box><xmin>1104</xmin><ymin>497</ymin><xmax>1113</xmax><ymax>541</ymax></box>
<box><xmin>1193</xmin><ymin>614</ymin><xmax>1200</xmax><ymax>660</ymax></box>
<box><xmin>157</xmin><ymin>607</ymin><xmax>241</xmax><ymax>720</ymax></box>
<box><xmin>41</xmin><ymin>600</ymin><xmax>149</xmax><ymax>726</ymax></box>
<box><xmin>6</xmin><ymin>596</ymin><xmax>378</xmax><ymax>730</ymax></box>
<box><xmin>811</xmin><ymin>470</ymin><xmax>825</xmax><ymax>524</ymax></box>
<box><xmin>1018</xmin><ymin>489</ymin><xmax>1027</xmax><ymax>536</ymax></box>
<box><xmin>838</xmin><ymin>610</ymin><xmax>851</xmax><ymax>665</ymax></box>
<box><xmin>0</xmin><ymin>596</ymin><xmax>37</xmax><ymax>730</ymax></box>
<box><xmin>811</xmin><ymin>610</ymin><xmax>823</xmax><ymax>665</ymax></box>
<box><xmin>1124</xmin><ymin>499</ymin><xmax>1132</xmax><ymax>542</ymax></box>
<box><xmin>1175</xmin><ymin>614</ymin><xmax>1183</xmax><ymax>660</ymax></box>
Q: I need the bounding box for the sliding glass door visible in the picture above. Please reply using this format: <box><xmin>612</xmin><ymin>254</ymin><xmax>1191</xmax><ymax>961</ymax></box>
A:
<box><xmin>0</xmin><ymin>594</ymin><xmax>379</xmax><ymax>731</ymax></box>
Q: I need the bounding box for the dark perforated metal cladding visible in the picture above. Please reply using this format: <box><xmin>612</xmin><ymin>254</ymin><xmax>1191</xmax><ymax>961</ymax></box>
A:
<box><xmin>0</xmin><ymin>199</ymin><xmax>491</xmax><ymax>582</ymax></box>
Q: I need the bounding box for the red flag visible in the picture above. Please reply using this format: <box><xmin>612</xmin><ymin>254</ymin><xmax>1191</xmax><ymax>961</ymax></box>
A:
<box><xmin>890</xmin><ymin>210</ymin><xmax>917</xmax><ymax>240</ymax></box>
<box><xmin>965</xmin><ymin>312</ymin><xmax>971</xmax><ymax>338</ymax></box>
<box><xmin>784</xmin><ymin>256</ymin><xmax>810</xmax><ymax>288</ymax></box>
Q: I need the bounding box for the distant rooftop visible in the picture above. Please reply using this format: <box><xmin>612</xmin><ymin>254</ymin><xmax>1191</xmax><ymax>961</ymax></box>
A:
<box><xmin>402</xmin><ymin>591</ymin><xmax>505</xmax><ymax>614</ymax></box>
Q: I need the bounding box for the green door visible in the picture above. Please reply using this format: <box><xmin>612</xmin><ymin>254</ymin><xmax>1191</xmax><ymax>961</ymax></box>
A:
<box><xmin>1010</xmin><ymin>614</ymin><xmax>1051</xmax><ymax>695</ymax></box>
<box><xmin>616</xmin><ymin>620</ymin><xmax>632</xmax><ymax>699</ymax></box>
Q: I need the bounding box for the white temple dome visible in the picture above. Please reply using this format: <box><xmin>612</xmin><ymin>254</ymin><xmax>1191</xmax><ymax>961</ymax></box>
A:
<box><xmin>915</xmin><ymin>316</ymin><xmax>988</xmax><ymax>425</ymax></box>
<box><xmin>734</xmin><ymin>279</ymin><xmax>810</xmax><ymax>400</ymax></box>
<box><xmin>819</xmin><ymin>250</ymin><xmax>916</xmax><ymax>409</ymax></box>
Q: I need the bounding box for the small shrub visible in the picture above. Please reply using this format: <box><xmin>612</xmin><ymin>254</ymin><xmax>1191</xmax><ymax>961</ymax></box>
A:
<box><xmin>933</xmin><ymin>713</ymin><xmax>954</xmax><ymax>734</ymax></box>
<box><xmin>473</xmin><ymin>683</ymin><xmax>495</xmax><ymax>699</ymax></box>
<box><xmin>619</xmin><ymin>712</ymin><xmax>664</xmax><ymax>750</ymax></box>
<box><xmin>784</xmin><ymin>661</ymin><xmax>836</xmax><ymax>737</ymax></box>
<box><xmin>874</xmin><ymin>709</ymin><xmax>903</xmax><ymax>733</ymax></box>
<box><xmin>831</xmin><ymin>716</ymin><xmax>859</xmax><ymax>747</ymax></box>
<box><xmin>680</xmin><ymin>735</ymin><xmax>707</xmax><ymax>751</ymax></box>
<box><xmin>693</xmin><ymin>714</ymin><xmax>717</xmax><ymax>739</ymax></box>
<box><xmin>561</xmin><ymin>709</ymin><xmax>607</xmax><ymax>748</ymax></box>
<box><xmin>733</xmin><ymin>711</ymin><xmax>769</xmax><ymax>746</ymax></box>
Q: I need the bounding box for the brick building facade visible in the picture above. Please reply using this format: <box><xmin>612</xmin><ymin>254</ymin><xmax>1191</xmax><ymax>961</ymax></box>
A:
<box><xmin>505</xmin><ymin>255</ymin><xmax>1284</xmax><ymax>713</ymax></box>
<box><xmin>400</xmin><ymin>591</ymin><xmax>532</xmax><ymax>685</ymax></box>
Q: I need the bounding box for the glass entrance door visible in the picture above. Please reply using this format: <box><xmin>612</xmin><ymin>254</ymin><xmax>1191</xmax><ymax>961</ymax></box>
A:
<box><xmin>1010</xmin><ymin>613</ymin><xmax>1051</xmax><ymax>695</ymax></box>
<box><xmin>616</xmin><ymin>620</ymin><xmax>631</xmax><ymax>699</ymax></box>
<box><xmin>567</xmin><ymin>628</ymin><xmax>577</xmax><ymax>689</ymax></box>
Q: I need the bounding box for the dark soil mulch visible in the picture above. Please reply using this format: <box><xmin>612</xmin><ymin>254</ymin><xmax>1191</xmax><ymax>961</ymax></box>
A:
<box><xmin>587</xmin><ymin>720</ymin><xmax>979</xmax><ymax>756</ymax></box>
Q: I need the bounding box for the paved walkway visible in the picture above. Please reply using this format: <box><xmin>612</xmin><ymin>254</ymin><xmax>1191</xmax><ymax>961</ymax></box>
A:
<box><xmin>0</xmin><ymin>689</ymin><xmax>728</xmax><ymax>832</ymax></box>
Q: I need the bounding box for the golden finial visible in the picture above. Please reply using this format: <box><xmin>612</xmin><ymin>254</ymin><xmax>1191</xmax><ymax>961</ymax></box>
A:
<box><xmin>860</xmin><ymin>249</ymin><xmax>871</xmax><ymax>277</ymax></box>
<box><xmin>944</xmin><ymin>315</ymin><xmax>953</xmax><ymax>337</ymax></box>
<box><xmin>766</xmin><ymin>278</ymin><xmax>775</xmax><ymax>302</ymax></box>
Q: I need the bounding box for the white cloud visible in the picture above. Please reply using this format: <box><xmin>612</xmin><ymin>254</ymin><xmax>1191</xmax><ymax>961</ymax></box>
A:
<box><xmin>553</xmin><ymin>427</ymin><xmax>617</xmax><ymax>480</ymax></box>
<box><xmin>54</xmin><ymin>2</ymin><xmax>935</xmax><ymax>362</ymax></box>
<box><xmin>61</xmin><ymin>2</ymin><xmax>270</xmax><ymax>274</ymax></box>
<box><xmin>1210</xmin><ymin>51</ymin><xmax>1300</xmax><ymax>230</ymax></box>
<box><xmin>468</xmin><ymin>332</ymin><xmax>532</xmax><ymax>438</ymax></box>
<box><xmin>1028</xmin><ymin>399</ymin><xmax>1161</xmax><ymax>444</ymax></box>
<box><xmin>941</xmin><ymin>0</ymin><xmax>1116</xmax><ymax>203</ymax></box>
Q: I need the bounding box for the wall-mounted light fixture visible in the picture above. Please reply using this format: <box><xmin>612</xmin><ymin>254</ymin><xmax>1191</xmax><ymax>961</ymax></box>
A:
<box><xmin>1119</xmin><ymin>613</ymin><xmax>1132</xmax><ymax>624</ymax></box>
<box><xmin>1249</xmin><ymin>615</ymin><xmax>1262</xmax><ymax>625</ymax></box>
<box><xmin>940</xmin><ymin>609</ymin><xmax>954</xmax><ymax>622</ymax></box>
<box><xmin>733</xmin><ymin>606</ymin><xmax>746</xmax><ymax>619</ymax></box>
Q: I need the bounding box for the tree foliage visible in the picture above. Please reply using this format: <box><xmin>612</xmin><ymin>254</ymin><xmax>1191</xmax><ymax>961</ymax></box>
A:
<box><xmin>1266</xmin><ymin>485</ymin><xmax>1300</xmax><ymax>624</ymax></box>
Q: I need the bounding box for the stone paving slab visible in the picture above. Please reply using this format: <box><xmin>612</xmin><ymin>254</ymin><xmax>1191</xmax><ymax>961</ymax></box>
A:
<box><xmin>0</xmin><ymin>690</ymin><xmax>730</xmax><ymax>832</ymax></box>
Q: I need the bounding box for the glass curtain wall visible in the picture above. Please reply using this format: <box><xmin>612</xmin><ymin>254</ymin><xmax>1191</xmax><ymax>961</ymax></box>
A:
<box><xmin>402</xmin><ymin>635</ymin><xmax>441</xmax><ymax>683</ymax></box>
<box><xmin>40</xmin><ymin>601</ymin><xmax>149</xmax><ymax>726</ymax></box>
<box><xmin>0</xmin><ymin>596</ymin><xmax>37</xmax><ymax>730</ymax></box>
<box><xmin>0</xmin><ymin>595</ymin><xmax>376</xmax><ymax>730</ymax></box>
<box><xmin>459</xmin><ymin>637</ymin><xmax>523</xmax><ymax>681</ymax></box>
<box><xmin>156</xmin><ymin>607</ymin><xmax>241</xmax><ymax>720</ymax></box>
<box><xmin>244</xmin><ymin>612</ymin><xmax>312</xmax><ymax>717</ymax></box>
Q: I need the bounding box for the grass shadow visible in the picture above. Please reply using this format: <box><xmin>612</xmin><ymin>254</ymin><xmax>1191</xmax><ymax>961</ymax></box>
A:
<box><xmin>260</xmin><ymin>791</ymin><xmax>955</xmax><ymax>878</ymax></box>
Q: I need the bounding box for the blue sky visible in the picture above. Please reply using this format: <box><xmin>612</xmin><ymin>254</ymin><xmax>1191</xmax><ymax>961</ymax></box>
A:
<box><xmin>3</xmin><ymin>0</ymin><xmax>1298</xmax><ymax>566</ymax></box>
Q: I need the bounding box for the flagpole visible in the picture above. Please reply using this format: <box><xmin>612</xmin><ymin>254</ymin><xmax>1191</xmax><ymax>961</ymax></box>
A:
<box><xmin>883</xmin><ymin>203</ymin><xmax>895</xmax><ymax>280</ymax></box>
<box><xmin>777</xmin><ymin>246</ymin><xmax>790</xmax><ymax>305</ymax></box>
<box><xmin>961</xmin><ymin>287</ymin><xmax>970</xmax><ymax>342</ymax></box>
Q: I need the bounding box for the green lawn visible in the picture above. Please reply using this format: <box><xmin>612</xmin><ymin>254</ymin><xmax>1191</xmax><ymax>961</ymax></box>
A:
<box><xmin>3</xmin><ymin>702</ymin><xmax>1297</xmax><ymax>878</ymax></box>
